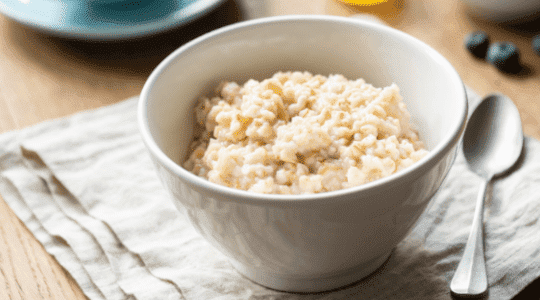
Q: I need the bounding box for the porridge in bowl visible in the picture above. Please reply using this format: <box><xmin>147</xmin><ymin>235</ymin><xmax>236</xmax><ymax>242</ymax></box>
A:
<box><xmin>184</xmin><ymin>71</ymin><xmax>428</xmax><ymax>194</ymax></box>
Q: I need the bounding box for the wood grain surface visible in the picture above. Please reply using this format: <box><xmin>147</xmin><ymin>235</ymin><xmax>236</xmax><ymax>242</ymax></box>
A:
<box><xmin>0</xmin><ymin>0</ymin><xmax>539</xmax><ymax>299</ymax></box>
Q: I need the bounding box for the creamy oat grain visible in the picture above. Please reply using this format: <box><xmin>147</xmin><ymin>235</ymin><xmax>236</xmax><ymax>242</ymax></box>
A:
<box><xmin>184</xmin><ymin>71</ymin><xmax>428</xmax><ymax>194</ymax></box>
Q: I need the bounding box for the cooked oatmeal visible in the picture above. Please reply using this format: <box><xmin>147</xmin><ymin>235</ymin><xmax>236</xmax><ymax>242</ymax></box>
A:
<box><xmin>183</xmin><ymin>71</ymin><xmax>429</xmax><ymax>194</ymax></box>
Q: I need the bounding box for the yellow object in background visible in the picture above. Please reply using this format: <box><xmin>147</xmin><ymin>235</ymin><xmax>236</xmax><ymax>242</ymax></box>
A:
<box><xmin>336</xmin><ymin>0</ymin><xmax>404</xmax><ymax>25</ymax></box>
<box><xmin>338</xmin><ymin>0</ymin><xmax>388</xmax><ymax>5</ymax></box>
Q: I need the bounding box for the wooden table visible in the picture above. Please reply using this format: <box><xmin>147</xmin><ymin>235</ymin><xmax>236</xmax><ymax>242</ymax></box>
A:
<box><xmin>0</xmin><ymin>0</ymin><xmax>539</xmax><ymax>299</ymax></box>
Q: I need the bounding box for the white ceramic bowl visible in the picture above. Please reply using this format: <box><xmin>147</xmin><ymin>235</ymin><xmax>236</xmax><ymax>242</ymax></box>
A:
<box><xmin>460</xmin><ymin>0</ymin><xmax>540</xmax><ymax>22</ymax></box>
<box><xmin>138</xmin><ymin>15</ymin><xmax>467</xmax><ymax>293</ymax></box>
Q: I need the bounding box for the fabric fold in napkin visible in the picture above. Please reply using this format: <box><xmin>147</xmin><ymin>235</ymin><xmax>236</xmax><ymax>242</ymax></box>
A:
<box><xmin>1</xmin><ymin>88</ymin><xmax>540</xmax><ymax>300</ymax></box>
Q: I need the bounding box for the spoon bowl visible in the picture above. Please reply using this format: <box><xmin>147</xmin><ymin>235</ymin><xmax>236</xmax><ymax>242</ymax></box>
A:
<box><xmin>462</xmin><ymin>93</ymin><xmax>524</xmax><ymax>179</ymax></box>
<box><xmin>450</xmin><ymin>93</ymin><xmax>523</xmax><ymax>296</ymax></box>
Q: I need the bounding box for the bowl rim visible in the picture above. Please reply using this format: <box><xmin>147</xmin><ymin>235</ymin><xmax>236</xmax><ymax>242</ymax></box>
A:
<box><xmin>138</xmin><ymin>14</ymin><xmax>468</xmax><ymax>205</ymax></box>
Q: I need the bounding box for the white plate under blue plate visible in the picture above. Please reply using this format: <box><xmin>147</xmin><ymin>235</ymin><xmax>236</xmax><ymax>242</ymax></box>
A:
<box><xmin>0</xmin><ymin>0</ymin><xmax>226</xmax><ymax>40</ymax></box>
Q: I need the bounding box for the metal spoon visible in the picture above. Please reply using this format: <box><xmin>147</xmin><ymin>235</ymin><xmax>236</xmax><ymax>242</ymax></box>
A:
<box><xmin>450</xmin><ymin>93</ymin><xmax>523</xmax><ymax>296</ymax></box>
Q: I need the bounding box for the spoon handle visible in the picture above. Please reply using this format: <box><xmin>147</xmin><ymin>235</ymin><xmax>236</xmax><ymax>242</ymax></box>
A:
<box><xmin>450</xmin><ymin>178</ymin><xmax>489</xmax><ymax>296</ymax></box>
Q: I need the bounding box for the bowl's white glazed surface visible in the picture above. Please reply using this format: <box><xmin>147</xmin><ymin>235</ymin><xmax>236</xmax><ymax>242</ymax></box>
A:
<box><xmin>139</xmin><ymin>15</ymin><xmax>467</xmax><ymax>292</ymax></box>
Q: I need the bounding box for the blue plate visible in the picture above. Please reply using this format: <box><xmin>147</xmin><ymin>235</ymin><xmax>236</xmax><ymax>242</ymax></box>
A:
<box><xmin>0</xmin><ymin>0</ymin><xmax>226</xmax><ymax>40</ymax></box>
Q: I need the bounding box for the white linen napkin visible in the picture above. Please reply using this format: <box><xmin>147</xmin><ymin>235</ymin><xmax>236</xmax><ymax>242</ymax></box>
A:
<box><xmin>1</xmin><ymin>87</ymin><xmax>540</xmax><ymax>300</ymax></box>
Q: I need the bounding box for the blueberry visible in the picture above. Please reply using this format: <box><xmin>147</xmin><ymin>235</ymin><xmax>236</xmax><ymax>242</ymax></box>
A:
<box><xmin>486</xmin><ymin>42</ymin><xmax>521</xmax><ymax>73</ymax></box>
<box><xmin>464</xmin><ymin>31</ymin><xmax>490</xmax><ymax>58</ymax></box>
<box><xmin>533</xmin><ymin>34</ymin><xmax>540</xmax><ymax>56</ymax></box>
